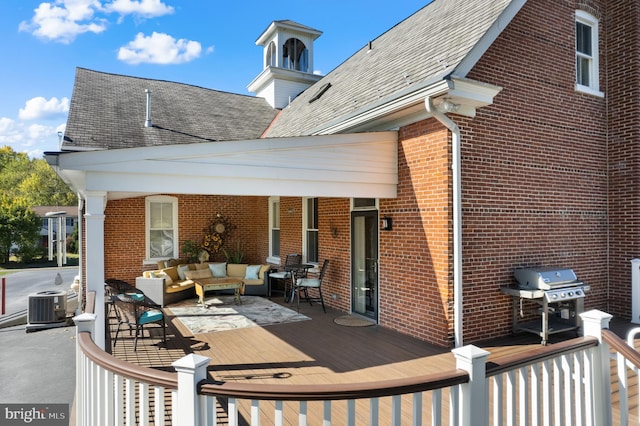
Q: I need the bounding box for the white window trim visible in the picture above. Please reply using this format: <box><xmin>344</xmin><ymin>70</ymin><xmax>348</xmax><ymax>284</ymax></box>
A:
<box><xmin>145</xmin><ymin>195</ymin><xmax>178</xmax><ymax>262</ymax></box>
<box><xmin>302</xmin><ymin>197</ymin><xmax>318</xmax><ymax>266</ymax></box>
<box><xmin>575</xmin><ymin>10</ymin><xmax>604</xmax><ymax>97</ymax></box>
<box><xmin>267</xmin><ymin>196</ymin><xmax>280</xmax><ymax>264</ymax></box>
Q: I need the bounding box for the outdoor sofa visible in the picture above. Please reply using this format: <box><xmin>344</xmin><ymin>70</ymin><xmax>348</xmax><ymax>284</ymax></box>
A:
<box><xmin>135</xmin><ymin>262</ymin><xmax>271</xmax><ymax>306</ymax></box>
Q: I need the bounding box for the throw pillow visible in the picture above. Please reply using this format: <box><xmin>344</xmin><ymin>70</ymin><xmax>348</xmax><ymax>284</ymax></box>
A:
<box><xmin>245</xmin><ymin>265</ymin><xmax>261</xmax><ymax>280</ymax></box>
<box><xmin>153</xmin><ymin>271</ymin><xmax>173</xmax><ymax>286</ymax></box>
<box><xmin>177</xmin><ymin>264</ymin><xmax>190</xmax><ymax>280</ymax></box>
<box><xmin>209</xmin><ymin>262</ymin><xmax>227</xmax><ymax>278</ymax></box>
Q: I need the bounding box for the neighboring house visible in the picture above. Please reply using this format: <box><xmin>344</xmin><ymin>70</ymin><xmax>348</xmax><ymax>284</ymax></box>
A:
<box><xmin>32</xmin><ymin>206</ymin><xmax>77</xmax><ymax>252</ymax></box>
<box><xmin>46</xmin><ymin>0</ymin><xmax>637</xmax><ymax>350</ymax></box>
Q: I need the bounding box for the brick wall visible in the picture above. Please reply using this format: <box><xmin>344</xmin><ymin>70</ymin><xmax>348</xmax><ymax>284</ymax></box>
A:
<box><xmin>606</xmin><ymin>0</ymin><xmax>640</xmax><ymax>319</ymax></box>
<box><xmin>103</xmin><ymin>194</ymin><xmax>269</xmax><ymax>284</ymax></box>
<box><xmin>458</xmin><ymin>0</ymin><xmax>608</xmax><ymax>342</ymax></box>
<box><xmin>378</xmin><ymin>120</ymin><xmax>454</xmax><ymax>346</ymax></box>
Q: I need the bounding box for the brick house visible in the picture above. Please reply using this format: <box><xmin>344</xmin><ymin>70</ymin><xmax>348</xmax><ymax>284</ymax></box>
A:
<box><xmin>47</xmin><ymin>0</ymin><xmax>637</xmax><ymax>349</ymax></box>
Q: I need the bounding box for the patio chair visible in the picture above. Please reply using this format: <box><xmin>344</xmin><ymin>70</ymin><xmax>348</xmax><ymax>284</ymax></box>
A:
<box><xmin>268</xmin><ymin>253</ymin><xmax>302</xmax><ymax>299</ymax></box>
<box><xmin>293</xmin><ymin>259</ymin><xmax>329</xmax><ymax>313</ymax></box>
<box><xmin>112</xmin><ymin>294</ymin><xmax>166</xmax><ymax>351</ymax></box>
<box><xmin>105</xmin><ymin>278</ymin><xmax>145</xmax><ymax>319</ymax></box>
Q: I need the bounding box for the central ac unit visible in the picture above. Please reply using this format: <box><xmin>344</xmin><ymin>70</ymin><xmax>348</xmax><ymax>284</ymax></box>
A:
<box><xmin>28</xmin><ymin>290</ymin><xmax>68</xmax><ymax>324</ymax></box>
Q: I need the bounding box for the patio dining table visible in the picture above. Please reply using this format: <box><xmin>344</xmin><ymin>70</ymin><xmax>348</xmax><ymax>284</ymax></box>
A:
<box><xmin>284</xmin><ymin>263</ymin><xmax>313</xmax><ymax>303</ymax></box>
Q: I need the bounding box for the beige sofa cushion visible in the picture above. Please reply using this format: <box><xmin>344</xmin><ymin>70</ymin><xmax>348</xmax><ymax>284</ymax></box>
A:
<box><xmin>226</xmin><ymin>263</ymin><xmax>248</xmax><ymax>278</ymax></box>
<box><xmin>185</xmin><ymin>269</ymin><xmax>213</xmax><ymax>280</ymax></box>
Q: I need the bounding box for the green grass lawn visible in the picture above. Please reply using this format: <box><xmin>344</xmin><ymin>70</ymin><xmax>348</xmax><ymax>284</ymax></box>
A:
<box><xmin>0</xmin><ymin>254</ymin><xmax>79</xmax><ymax>273</ymax></box>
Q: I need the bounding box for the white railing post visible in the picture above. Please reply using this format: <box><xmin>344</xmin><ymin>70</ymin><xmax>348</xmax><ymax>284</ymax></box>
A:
<box><xmin>580</xmin><ymin>309</ymin><xmax>612</xmax><ymax>426</ymax></box>
<box><xmin>452</xmin><ymin>344</ymin><xmax>490</xmax><ymax>426</ymax></box>
<box><xmin>172</xmin><ymin>354</ymin><xmax>210</xmax><ymax>426</ymax></box>
<box><xmin>74</xmin><ymin>312</ymin><xmax>97</xmax><ymax>426</ymax></box>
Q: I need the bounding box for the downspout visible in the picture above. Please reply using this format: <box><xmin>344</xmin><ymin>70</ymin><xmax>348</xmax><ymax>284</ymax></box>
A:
<box><xmin>425</xmin><ymin>97</ymin><xmax>463</xmax><ymax>348</ymax></box>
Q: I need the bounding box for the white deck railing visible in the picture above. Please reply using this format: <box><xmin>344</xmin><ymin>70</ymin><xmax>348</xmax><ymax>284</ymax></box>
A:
<box><xmin>75</xmin><ymin>295</ymin><xmax>639</xmax><ymax>425</ymax></box>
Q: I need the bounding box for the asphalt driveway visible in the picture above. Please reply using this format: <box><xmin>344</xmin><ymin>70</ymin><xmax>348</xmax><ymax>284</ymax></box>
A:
<box><xmin>0</xmin><ymin>267</ymin><xmax>79</xmax><ymax>422</ymax></box>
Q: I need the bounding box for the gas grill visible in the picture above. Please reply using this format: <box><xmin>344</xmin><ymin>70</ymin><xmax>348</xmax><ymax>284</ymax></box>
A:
<box><xmin>501</xmin><ymin>267</ymin><xmax>590</xmax><ymax>345</ymax></box>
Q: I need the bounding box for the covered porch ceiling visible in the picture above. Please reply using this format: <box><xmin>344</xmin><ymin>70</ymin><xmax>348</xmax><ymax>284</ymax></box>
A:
<box><xmin>46</xmin><ymin>132</ymin><xmax>398</xmax><ymax>201</ymax></box>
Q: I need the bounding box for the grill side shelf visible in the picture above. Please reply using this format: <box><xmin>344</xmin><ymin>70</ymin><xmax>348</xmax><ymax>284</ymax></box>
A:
<box><xmin>500</xmin><ymin>286</ymin><xmax>545</xmax><ymax>299</ymax></box>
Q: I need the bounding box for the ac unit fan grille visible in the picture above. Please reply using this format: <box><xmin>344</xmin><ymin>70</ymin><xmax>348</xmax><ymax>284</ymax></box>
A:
<box><xmin>28</xmin><ymin>291</ymin><xmax>67</xmax><ymax>324</ymax></box>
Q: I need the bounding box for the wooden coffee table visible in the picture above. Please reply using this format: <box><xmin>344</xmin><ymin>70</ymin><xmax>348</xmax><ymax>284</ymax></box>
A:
<box><xmin>194</xmin><ymin>277</ymin><xmax>244</xmax><ymax>306</ymax></box>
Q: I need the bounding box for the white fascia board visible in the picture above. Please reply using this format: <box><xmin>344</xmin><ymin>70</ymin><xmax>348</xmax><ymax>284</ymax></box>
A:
<box><xmin>313</xmin><ymin>79</ymin><xmax>453</xmax><ymax>135</ymax></box>
<box><xmin>59</xmin><ymin>132</ymin><xmax>398</xmax><ymax>199</ymax></box>
<box><xmin>315</xmin><ymin>76</ymin><xmax>502</xmax><ymax>134</ymax></box>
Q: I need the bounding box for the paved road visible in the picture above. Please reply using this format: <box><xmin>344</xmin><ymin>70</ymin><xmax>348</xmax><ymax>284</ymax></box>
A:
<box><xmin>1</xmin><ymin>267</ymin><xmax>78</xmax><ymax>316</ymax></box>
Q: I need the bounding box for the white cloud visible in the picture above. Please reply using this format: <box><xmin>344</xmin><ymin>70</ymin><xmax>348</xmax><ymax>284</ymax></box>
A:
<box><xmin>18</xmin><ymin>0</ymin><xmax>106</xmax><ymax>44</ymax></box>
<box><xmin>0</xmin><ymin>117</ymin><xmax>64</xmax><ymax>158</ymax></box>
<box><xmin>19</xmin><ymin>97</ymin><xmax>70</xmax><ymax>120</ymax></box>
<box><xmin>104</xmin><ymin>0</ymin><xmax>174</xmax><ymax>18</ymax></box>
<box><xmin>118</xmin><ymin>32</ymin><xmax>202</xmax><ymax>64</ymax></box>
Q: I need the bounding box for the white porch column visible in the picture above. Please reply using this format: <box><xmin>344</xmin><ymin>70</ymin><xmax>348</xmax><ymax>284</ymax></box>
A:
<box><xmin>84</xmin><ymin>191</ymin><xmax>107</xmax><ymax>349</ymax></box>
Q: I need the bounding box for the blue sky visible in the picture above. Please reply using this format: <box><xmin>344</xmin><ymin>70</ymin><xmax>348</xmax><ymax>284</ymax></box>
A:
<box><xmin>0</xmin><ymin>0</ymin><xmax>431</xmax><ymax>158</ymax></box>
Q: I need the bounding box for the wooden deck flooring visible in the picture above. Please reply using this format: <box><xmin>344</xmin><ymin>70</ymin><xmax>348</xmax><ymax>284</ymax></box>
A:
<box><xmin>107</xmin><ymin>295</ymin><xmax>636</xmax><ymax>384</ymax></box>
<box><xmin>105</xmin><ymin>296</ymin><xmax>640</xmax><ymax>425</ymax></box>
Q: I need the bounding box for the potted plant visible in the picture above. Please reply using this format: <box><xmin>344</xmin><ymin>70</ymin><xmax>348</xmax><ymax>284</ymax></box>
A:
<box><xmin>181</xmin><ymin>239</ymin><xmax>200</xmax><ymax>263</ymax></box>
<box><xmin>222</xmin><ymin>240</ymin><xmax>244</xmax><ymax>264</ymax></box>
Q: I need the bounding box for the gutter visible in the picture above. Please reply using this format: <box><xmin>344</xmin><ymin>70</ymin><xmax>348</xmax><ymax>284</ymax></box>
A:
<box><xmin>425</xmin><ymin>96</ymin><xmax>463</xmax><ymax>348</ymax></box>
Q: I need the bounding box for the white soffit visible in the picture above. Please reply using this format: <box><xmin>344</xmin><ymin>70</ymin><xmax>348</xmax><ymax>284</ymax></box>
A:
<box><xmin>58</xmin><ymin>132</ymin><xmax>398</xmax><ymax>200</ymax></box>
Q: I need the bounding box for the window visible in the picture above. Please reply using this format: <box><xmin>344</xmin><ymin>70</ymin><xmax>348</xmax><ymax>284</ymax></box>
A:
<box><xmin>303</xmin><ymin>198</ymin><xmax>318</xmax><ymax>264</ymax></box>
<box><xmin>146</xmin><ymin>196</ymin><xmax>178</xmax><ymax>260</ymax></box>
<box><xmin>266</xmin><ymin>41</ymin><xmax>277</xmax><ymax>67</ymax></box>
<box><xmin>282</xmin><ymin>38</ymin><xmax>308</xmax><ymax>72</ymax></box>
<box><xmin>352</xmin><ymin>198</ymin><xmax>377</xmax><ymax>210</ymax></box>
<box><xmin>575</xmin><ymin>10</ymin><xmax>603</xmax><ymax>96</ymax></box>
<box><xmin>269</xmin><ymin>197</ymin><xmax>280</xmax><ymax>259</ymax></box>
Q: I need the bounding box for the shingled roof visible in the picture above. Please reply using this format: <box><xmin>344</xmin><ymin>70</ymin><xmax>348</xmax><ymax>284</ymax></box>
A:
<box><xmin>265</xmin><ymin>0</ymin><xmax>516</xmax><ymax>137</ymax></box>
<box><xmin>63</xmin><ymin>68</ymin><xmax>278</xmax><ymax>150</ymax></box>
<box><xmin>62</xmin><ymin>0</ymin><xmax>519</xmax><ymax>150</ymax></box>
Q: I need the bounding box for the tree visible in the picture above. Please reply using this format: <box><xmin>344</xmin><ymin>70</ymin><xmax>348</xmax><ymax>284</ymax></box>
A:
<box><xmin>0</xmin><ymin>196</ymin><xmax>41</xmax><ymax>263</ymax></box>
<box><xmin>0</xmin><ymin>146</ymin><xmax>78</xmax><ymax>263</ymax></box>
<box><xmin>0</xmin><ymin>146</ymin><xmax>77</xmax><ymax>206</ymax></box>
<box><xmin>17</xmin><ymin>159</ymin><xmax>77</xmax><ymax>206</ymax></box>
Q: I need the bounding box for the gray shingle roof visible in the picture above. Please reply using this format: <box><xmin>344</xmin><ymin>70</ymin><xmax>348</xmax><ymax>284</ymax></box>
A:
<box><xmin>265</xmin><ymin>0</ymin><xmax>514</xmax><ymax>137</ymax></box>
<box><xmin>63</xmin><ymin>68</ymin><xmax>278</xmax><ymax>150</ymax></box>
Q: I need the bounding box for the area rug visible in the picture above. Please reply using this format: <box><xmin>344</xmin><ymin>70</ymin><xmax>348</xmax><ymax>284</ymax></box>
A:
<box><xmin>334</xmin><ymin>315</ymin><xmax>375</xmax><ymax>327</ymax></box>
<box><xmin>167</xmin><ymin>296</ymin><xmax>310</xmax><ymax>335</ymax></box>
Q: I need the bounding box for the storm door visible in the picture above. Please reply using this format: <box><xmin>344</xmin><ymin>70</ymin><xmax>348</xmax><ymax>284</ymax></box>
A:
<box><xmin>351</xmin><ymin>210</ymin><xmax>379</xmax><ymax>320</ymax></box>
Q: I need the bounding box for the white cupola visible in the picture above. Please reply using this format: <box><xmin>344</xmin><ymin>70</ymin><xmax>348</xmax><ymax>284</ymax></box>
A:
<box><xmin>248</xmin><ymin>20</ymin><xmax>323</xmax><ymax>109</ymax></box>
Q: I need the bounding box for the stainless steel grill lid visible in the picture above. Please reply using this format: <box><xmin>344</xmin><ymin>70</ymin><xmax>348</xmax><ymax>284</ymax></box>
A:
<box><xmin>514</xmin><ymin>267</ymin><xmax>579</xmax><ymax>290</ymax></box>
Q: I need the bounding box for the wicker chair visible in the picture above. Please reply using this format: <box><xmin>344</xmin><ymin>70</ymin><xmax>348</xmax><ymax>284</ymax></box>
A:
<box><xmin>112</xmin><ymin>294</ymin><xmax>166</xmax><ymax>351</ymax></box>
<box><xmin>292</xmin><ymin>259</ymin><xmax>329</xmax><ymax>313</ymax></box>
<box><xmin>105</xmin><ymin>278</ymin><xmax>144</xmax><ymax>320</ymax></box>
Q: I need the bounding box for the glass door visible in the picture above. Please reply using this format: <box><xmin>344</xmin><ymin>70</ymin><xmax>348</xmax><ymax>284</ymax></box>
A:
<box><xmin>351</xmin><ymin>210</ymin><xmax>378</xmax><ymax>320</ymax></box>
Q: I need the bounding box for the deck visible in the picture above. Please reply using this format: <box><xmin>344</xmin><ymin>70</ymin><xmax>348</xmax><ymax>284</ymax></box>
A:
<box><xmin>104</xmin><ymin>295</ymin><xmax>640</xmax><ymax>424</ymax></box>
<box><xmin>106</xmin><ymin>295</ymin><xmax>636</xmax><ymax>384</ymax></box>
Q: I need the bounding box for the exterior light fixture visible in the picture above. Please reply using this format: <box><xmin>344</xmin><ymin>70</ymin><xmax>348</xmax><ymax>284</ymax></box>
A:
<box><xmin>381</xmin><ymin>216</ymin><xmax>393</xmax><ymax>231</ymax></box>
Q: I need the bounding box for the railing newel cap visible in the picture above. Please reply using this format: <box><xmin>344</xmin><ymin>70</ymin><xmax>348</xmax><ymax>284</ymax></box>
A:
<box><xmin>173</xmin><ymin>353</ymin><xmax>210</xmax><ymax>371</ymax></box>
